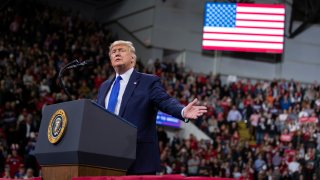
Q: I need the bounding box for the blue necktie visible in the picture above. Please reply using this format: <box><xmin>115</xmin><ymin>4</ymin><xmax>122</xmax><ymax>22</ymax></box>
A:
<box><xmin>107</xmin><ymin>76</ymin><xmax>122</xmax><ymax>113</ymax></box>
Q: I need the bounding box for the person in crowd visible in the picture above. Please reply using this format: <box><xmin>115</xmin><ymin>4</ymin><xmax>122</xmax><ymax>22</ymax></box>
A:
<box><xmin>14</xmin><ymin>164</ymin><xmax>25</xmax><ymax>179</ymax></box>
<box><xmin>187</xmin><ymin>151</ymin><xmax>200</xmax><ymax>176</ymax></box>
<box><xmin>227</xmin><ymin>105</ymin><xmax>242</xmax><ymax>123</ymax></box>
<box><xmin>6</xmin><ymin>147</ymin><xmax>23</xmax><ymax>178</ymax></box>
<box><xmin>23</xmin><ymin>168</ymin><xmax>34</xmax><ymax>179</ymax></box>
<box><xmin>2</xmin><ymin>166</ymin><xmax>11</xmax><ymax>178</ymax></box>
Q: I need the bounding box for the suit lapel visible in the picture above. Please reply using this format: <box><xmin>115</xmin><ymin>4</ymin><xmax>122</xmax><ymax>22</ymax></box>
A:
<box><xmin>119</xmin><ymin>70</ymin><xmax>140</xmax><ymax>117</ymax></box>
<box><xmin>100</xmin><ymin>77</ymin><xmax>115</xmax><ymax>108</ymax></box>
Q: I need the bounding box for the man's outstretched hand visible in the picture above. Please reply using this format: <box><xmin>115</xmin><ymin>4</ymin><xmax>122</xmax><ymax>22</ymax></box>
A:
<box><xmin>183</xmin><ymin>98</ymin><xmax>207</xmax><ymax>119</ymax></box>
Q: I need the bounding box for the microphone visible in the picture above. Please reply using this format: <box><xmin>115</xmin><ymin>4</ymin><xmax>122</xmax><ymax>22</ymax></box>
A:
<box><xmin>66</xmin><ymin>60</ymin><xmax>94</xmax><ymax>69</ymax></box>
<box><xmin>57</xmin><ymin>59</ymin><xmax>93</xmax><ymax>100</ymax></box>
<box><xmin>65</xmin><ymin>59</ymin><xmax>79</xmax><ymax>67</ymax></box>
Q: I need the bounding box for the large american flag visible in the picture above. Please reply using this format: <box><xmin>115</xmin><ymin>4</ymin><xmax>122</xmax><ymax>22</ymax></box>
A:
<box><xmin>202</xmin><ymin>3</ymin><xmax>285</xmax><ymax>54</ymax></box>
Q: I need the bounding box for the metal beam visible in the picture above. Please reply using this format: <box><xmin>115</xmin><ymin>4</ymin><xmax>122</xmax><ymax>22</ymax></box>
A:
<box><xmin>288</xmin><ymin>0</ymin><xmax>320</xmax><ymax>38</ymax></box>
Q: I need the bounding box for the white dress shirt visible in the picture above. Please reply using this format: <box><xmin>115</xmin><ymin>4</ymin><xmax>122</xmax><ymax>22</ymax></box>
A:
<box><xmin>105</xmin><ymin>68</ymin><xmax>134</xmax><ymax>115</ymax></box>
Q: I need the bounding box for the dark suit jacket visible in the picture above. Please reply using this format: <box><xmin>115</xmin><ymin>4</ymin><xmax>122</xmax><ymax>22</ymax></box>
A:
<box><xmin>96</xmin><ymin>70</ymin><xmax>184</xmax><ymax>174</ymax></box>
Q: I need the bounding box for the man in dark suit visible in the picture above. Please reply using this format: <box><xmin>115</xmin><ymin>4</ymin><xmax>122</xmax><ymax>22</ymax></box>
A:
<box><xmin>96</xmin><ymin>40</ymin><xmax>207</xmax><ymax>175</ymax></box>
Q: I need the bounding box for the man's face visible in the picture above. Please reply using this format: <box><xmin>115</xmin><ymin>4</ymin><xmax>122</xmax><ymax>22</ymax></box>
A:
<box><xmin>109</xmin><ymin>44</ymin><xmax>134</xmax><ymax>73</ymax></box>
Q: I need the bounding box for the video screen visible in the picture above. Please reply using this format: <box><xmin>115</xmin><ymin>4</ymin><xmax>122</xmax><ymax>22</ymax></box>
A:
<box><xmin>202</xmin><ymin>2</ymin><xmax>285</xmax><ymax>54</ymax></box>
<box><xmin>156</xmin><ymin>111</ymin><xmax>181</xmax><ymax>128</ymax></box>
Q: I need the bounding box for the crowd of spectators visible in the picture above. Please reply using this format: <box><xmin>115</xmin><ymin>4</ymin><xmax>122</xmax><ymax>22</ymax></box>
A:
<box><xmin>156</xmin><ymin>66</ymin><xmax>320</xmax><ymax>179</ymax></box>
<box><xmin>1</xmin><ymin>0</ymin><xmax>320</xmax><ymax>180</ymax></box>
<box><xmin>0</xmin><ymin>0</ymin><xmax>117</xmax><ymax>178</ymax></box>
<box><xmin>154</xmin><ymin>60</ymin><xmax>320</xmax><ymax>179</ymax></box>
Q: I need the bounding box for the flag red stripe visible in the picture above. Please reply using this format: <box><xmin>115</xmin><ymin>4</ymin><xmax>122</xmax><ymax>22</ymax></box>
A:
<box><xmin>202</xmin><ymin>46</ymin><xmax>283</xmax><ymax>53</ymax></box>
<box><xmin>237</xmin><ymin>3</ymin><xmax>285</xmax><ymax>8</ymax></box>
<box><xmin>203</xmin><ymin>31</ymin><xmax>284</xmax><ymax>37</ymax></box>
<box><xmin>236</xmin><ymin>18</ymin><xmax>284</xmax><ymax>23</ymax></box>
<box><xmin>235</xmin><ymin>26</ymin><xmax>284</xmax><ymax>30</ymax></box>
<box><xmin>202</xmin><ymin>38</ymin><xmax>283</xmax><ymax>44</ymax></box>
<box><xmin>236</xmin><ymin>12</ymin><xmax>285</xmax><ymax>15</ymax></box>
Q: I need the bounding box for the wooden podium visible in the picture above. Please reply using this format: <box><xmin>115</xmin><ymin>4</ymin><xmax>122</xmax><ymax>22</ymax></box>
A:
<box><xmin>34</xmin><ymin>100</ymin><xmax>137</xmax><ymax>180</ymax></box>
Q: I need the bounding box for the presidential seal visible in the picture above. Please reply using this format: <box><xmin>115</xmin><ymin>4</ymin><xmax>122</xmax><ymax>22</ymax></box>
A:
<box><xmin>48</xmin><ymin>109</ymin><xmax>67</xmax><ymax>144</ymax></box>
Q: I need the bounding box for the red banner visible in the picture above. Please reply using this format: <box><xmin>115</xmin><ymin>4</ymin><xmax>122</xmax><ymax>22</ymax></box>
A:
<box><xmin>280</xmin><ymin>134</ymin><xmax>292</xmax><ymax>142</ymax></box>
<box><xmin>72</xmin><ymin>175</ymin><xmax>234</xmax><ymax>180</ymax></box>
<box><xmin>299</xmin><ymin>117</ymin><xmax>318</xmax><ymax>123</ymax></box>
<box><xmin>0</xmin><ymin>178</ymin><xmax>42</xmax><ymax>180</ymax></box>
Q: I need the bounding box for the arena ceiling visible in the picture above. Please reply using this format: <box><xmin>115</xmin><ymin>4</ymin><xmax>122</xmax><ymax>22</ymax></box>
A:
<box><xmin>76</xmin><ymin>0</ymin><xmax>122</xmax><ymax>6</ymax></box>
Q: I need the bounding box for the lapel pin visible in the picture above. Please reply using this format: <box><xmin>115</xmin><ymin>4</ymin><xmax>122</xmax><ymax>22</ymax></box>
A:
<box><xmin>134</xmin><ymin>82</ymin><xmax>137</xmax><ymax>85</ymax></box>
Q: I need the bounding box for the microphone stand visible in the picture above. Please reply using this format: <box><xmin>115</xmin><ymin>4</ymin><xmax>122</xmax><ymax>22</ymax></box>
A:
<box><xmin>58</xmin><ymin>60</ymin><xmax>79</xmax><ymax>100</ymax></box>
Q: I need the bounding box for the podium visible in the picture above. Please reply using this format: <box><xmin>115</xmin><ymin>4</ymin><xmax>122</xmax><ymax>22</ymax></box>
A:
<box><xmin>34</xmin><ymin>99</ymin><xmax>137</xmax><ymax>180</ymax></box>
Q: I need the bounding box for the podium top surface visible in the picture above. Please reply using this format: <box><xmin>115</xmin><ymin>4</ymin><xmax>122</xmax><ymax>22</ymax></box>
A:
<box><xmin>90</xmin><ymin>100</ymin><xmax>136</xmax><ymax>128</ymax></box>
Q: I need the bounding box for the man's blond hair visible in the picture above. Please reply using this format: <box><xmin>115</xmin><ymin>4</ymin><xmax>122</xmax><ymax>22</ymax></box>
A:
<box><xmin>109</xmin><ymin>40</ymin><xmax>137</xmax><ymax>61</ymax></box>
